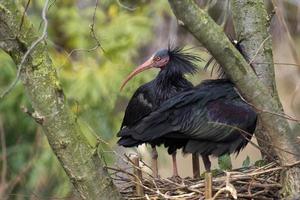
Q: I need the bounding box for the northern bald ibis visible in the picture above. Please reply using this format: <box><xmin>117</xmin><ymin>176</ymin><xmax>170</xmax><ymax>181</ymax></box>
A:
<box><xmin>119</xmin><ymin>79</ymin><xmax>257</xmax><ymax>178</ymax></box>
<box><xmin>117</xmin><ymin>47</ymin><xmax>202</xmax><ymax>177</ymax></box>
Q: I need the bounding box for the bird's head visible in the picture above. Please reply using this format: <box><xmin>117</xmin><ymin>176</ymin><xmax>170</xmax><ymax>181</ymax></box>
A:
<box><xmin>120</xmin><ymin>47</ymin><xmax>202</xmax><ymax>90</ymax></box>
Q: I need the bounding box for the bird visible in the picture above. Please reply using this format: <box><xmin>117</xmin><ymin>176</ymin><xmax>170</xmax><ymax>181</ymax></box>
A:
<box><xmin>119</xmin><ymin>79</ymin><xmax>257</xmax><ymax>179</ymax></box>
<box><xmin>117</xmin><ymin>46</ymin><xmax>203</xmax><ymax>178</ymax></box>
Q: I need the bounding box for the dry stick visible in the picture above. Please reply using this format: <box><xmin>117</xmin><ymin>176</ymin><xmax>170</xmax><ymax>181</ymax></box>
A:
<box><xmin>211</xmin><ymin>172</ymin><xmax>237</xmax><ymax>200</ymax></box>
<box><xmin>245</xmin><ymin>100</ymin><xmax>300</xmax><ymax>124</ymax></box>
<box><xmin>111</xmin><ymin>153</ymin><xmax>204</xmax><ymax>199</ymax></box>
<box><xmin>248</xmin><ymin>35</ymin><xmax>271</xmax><ymax>65</ymax></box>
<box><xmin>254</xmin><ymin>62</ymin><xmax>300</xmax><ymax>68</ymax></box>
<box><xmin>163</xmin><ymin>176</ymin><xmax>203</xmax><ymax>194</ymax></box>
<box><xmin>0</xmin><ymin>0</ymin><xmax>50</xmax><ymax>99</ymax></box>
<box><xmin>247</xmin><ymin>178</ymin><xmax>254</xmax><ymax>198</ymax></box>
<box><xmin>118</xmin><ymin>164</ymin><xmax>282</xmax><ymax>199</ymax></box>
<box><xmin>102</xmin><ymin>149</ymin><xmax>156</xmax><ymax>179</ymax></box>
<box><xmin>205</xmin><ymin>172</ymin><xmax>213</xmax><ymax>199</ymax></box>
<box><xmin>131</xmin><ymin>155</ymin><xmax>144</xmax><ymax>196</ymax></box>
<box><xmin>189</xmin><ymin>165</ymin><xmax>281</xmax><ymax>189</ymax></box>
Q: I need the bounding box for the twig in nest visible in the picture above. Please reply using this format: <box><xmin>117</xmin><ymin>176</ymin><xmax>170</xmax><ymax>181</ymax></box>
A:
<box><xmin>211</xmin><ymin>172</ymin><xmax>237</xmax><ymax>200</ymax></box>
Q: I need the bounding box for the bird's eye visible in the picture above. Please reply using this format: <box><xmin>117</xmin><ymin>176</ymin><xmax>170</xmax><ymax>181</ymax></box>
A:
<box><xmin>154</xmin><ymin>57</ymin><xmax>161</xmax><ymax>61</ymax></box>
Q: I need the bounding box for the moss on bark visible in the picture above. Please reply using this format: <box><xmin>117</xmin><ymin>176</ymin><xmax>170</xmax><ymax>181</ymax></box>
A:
<box><xmin>0</xmin><ymin>1</ymin><xmax>122</xmax><ymax>199</ymax></box>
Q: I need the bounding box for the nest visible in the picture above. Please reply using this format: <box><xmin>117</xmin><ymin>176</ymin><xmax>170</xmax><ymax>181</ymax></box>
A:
<box><xmin>106</xmin><ymin>154</ymin><xmax>290</xmax><ymax>200</ymax></box>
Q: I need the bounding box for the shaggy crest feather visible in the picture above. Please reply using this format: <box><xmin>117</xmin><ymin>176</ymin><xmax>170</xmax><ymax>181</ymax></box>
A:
<box><xmin>166</xmin><ymin>46</ymin><xmax>203</xmax><ymax>75</ymax></box>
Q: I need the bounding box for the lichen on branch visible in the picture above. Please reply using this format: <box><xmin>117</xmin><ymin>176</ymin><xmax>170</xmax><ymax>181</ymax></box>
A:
<box><xmin>0</xmin><ymin>1</ymin><xmax>122</xmax><ymax>199</ymax></box>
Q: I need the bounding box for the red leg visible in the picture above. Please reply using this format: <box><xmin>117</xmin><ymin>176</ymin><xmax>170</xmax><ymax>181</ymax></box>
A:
<box><xmin>151</xmin><ymin>146</ymin><xmax>158</xmax><ymax>178</ymax></box>
<box><xmin>172</xmin><ymin>152</ymin><xmax>179</xmax><ymax>177</ymax></box>
<box><xmin>192</xmin><ymin>153</ymin><xmax>200</xmax><ymax>178</ymax></box>
<box><xmin>202</xmin><ymin>154</ymin><xmax>211</xmax><ymax>172</ymax></box>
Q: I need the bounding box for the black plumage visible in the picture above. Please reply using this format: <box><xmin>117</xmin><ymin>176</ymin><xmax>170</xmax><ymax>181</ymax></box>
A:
<box><xmin>118</xmin><ymin>79</ymin><xmax>257</xmax><ymax>171</ymax></box>
<box><xmin>119</xmin><ymin>47</ymin><xmax>201</xmax><ymax>131</ymax></box>
<box><xmin>117</xmin><ymin>47</ymin><xmax>202</xmax><ymax>177</ymax></box>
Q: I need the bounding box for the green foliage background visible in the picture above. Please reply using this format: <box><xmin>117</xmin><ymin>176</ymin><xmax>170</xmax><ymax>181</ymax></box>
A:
<box><xmin>0</xmin><ymin>0</ymin><xmax>175</xmax><ymax>198</ymax></box>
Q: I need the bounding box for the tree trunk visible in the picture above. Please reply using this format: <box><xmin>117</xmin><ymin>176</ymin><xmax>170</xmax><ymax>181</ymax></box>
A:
<box><xmin>0</xmin><ymin>1</ymin><xmax>122</xmax><ymax>199</ymax></box>
<box><xmin>168</xmin><ymin>0</ymin><xmax>300</xmax><ymax>198</ymax></box>
<box><xmin>231</xmin><ymin>0</ymin><xmax>280</xmax><ymax>160</ymax></box>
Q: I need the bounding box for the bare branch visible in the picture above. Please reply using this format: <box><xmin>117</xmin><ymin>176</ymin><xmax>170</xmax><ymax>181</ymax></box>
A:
<box><xmin>116</xmin><ymin>0</ymin><xmax>137</xmax><ymax>11</ymax></box>
<box><xmin>67</xmin><ymin>0</ymin><xmax>106</xmax><ymax>57</ymax></box>
<box><xmin>19</xmin><ymin>0</ymin><xmax>31</xmax><ymax>31</ymax></box>
<box><xmin>249</xmin><ymin>35</ymin><xmax>271</xmax><ymax>64</ymax></box>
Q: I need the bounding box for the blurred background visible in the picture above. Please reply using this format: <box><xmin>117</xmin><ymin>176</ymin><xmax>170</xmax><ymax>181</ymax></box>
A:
<box><xmin>0</xmin><ymin>0</ymin><xmax>300</xmax><ymax>199</ymax></box>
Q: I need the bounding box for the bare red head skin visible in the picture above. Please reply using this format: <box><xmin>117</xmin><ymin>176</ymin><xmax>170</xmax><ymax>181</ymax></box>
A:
<box><xmin>120</xmin><ymin>49</ymin><xmax>170</xmax><ymax>91</ymax></box>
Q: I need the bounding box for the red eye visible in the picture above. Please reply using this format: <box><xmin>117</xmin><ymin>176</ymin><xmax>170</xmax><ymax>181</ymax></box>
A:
<box><xmin>154</xmin><ymin>57</ymin><xmax>161</xmax><ymax>61</ymax></box>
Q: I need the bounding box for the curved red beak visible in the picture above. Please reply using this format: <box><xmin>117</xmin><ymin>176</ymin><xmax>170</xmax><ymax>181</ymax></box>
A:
<box><xmin>120</xmin><ymin>57</ymin><xmax>154</xmax><ymax>91</ymax></box>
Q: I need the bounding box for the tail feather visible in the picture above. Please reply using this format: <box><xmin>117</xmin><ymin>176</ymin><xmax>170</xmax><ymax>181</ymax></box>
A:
<box><xmin>117</xmin><ymin>136</ymin><xmax>142</xmax><ymax>147</ymax></box>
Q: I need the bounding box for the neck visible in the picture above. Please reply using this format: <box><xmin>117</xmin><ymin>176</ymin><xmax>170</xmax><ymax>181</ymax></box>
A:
<box><xmin>153</xmin><ymin>67</ymin><xmax>193</xmax><ymax>105</ymax></box>
<box><xmin>156</xmin><ymin>68</ymin><xmax>185</xmax><ymax>86</ymax></box>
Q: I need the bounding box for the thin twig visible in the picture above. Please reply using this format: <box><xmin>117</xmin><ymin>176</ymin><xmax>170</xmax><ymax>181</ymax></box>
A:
<box><xmin>0</xmin><ymin>0</ymin><xmax>50</xmax><ymax>99</ymax></box>
<box><xmin>249</xmin><ymin>35</ymin><xmax>271</xmax><ymax>64</ymax></box>
<box><xmin>116</xmin><ymin>0</ymin><xmax>137</xmax><ymax>11</ymax></box>
<box><xmin>19</xmin><ymin>0</ymin><xmax>31</xmax><ymax>32</ymax></box>
<box><xmin>254</xmin><ymin>62</ymin><xmax>300</xmax><ymax>68</ymax></box>
<box><xmin>246</xmin><ymin>101</ymin><xmax>300</xmax><ymax>124</ymax></box>
<box><xmin>67</xmin><ymin>0</ymin><xmax>106</xmax><ymax>57</ymax></box>
<box><xmin>210</xmin><ymin>121</ymin><xmax>300</xmax><ymax>158</ymax></box>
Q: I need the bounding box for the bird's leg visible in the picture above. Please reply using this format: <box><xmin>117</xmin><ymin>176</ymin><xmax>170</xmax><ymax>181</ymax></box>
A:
<box><xmin>171</xmin><ymin>151</ymin><xmax>179</xmax><ymax>178</ymax></box>
<box><xmin>202</xmin><ymin>155</ymin><xmax>212</xmax><ymax>199</ymax></box>
<box><xmin>192</xmin><ymin>153</ymin><xmax>200</xmax><ymax>179</ymax></box>
<box><xmin>151</xmin><ymin>146</ymin><xmax>159</xmax><ymax>178</ymax></box>
<box><xmin>202</xmin><ymin>154</ymin><xmax>211</xmax><ymax>172</ymax></box>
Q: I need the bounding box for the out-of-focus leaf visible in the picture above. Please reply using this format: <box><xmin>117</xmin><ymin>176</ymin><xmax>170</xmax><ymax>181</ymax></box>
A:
<box><xmin>218</xmin><ymin>154</ymin><xmax>232</xmax><ymax>171</ymax></box>
<box><xmin>242</xmin><ymin>156</ymin><xmax>250</xmax><ymax>168</ymax></box>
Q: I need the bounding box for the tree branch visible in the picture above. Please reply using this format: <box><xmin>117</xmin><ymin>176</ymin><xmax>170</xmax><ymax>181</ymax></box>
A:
<box><xmin>0</xmin><ymin>1</ymin><xmax>122</xmax><ymax>199</ymax></box>
<box><xmin>231</xmin><ymin>0</ymin><xmax>280</xmax><ymax>160</ymax></box>
<box><xmin>168</xmin><ymin>0</ymin><xmax>300</xmax><ymax>197</ymax></box>
<box><xmin>0</xmin><ymin>0</ymin><xmax>49</xmax><ymax>99</ymax></box>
